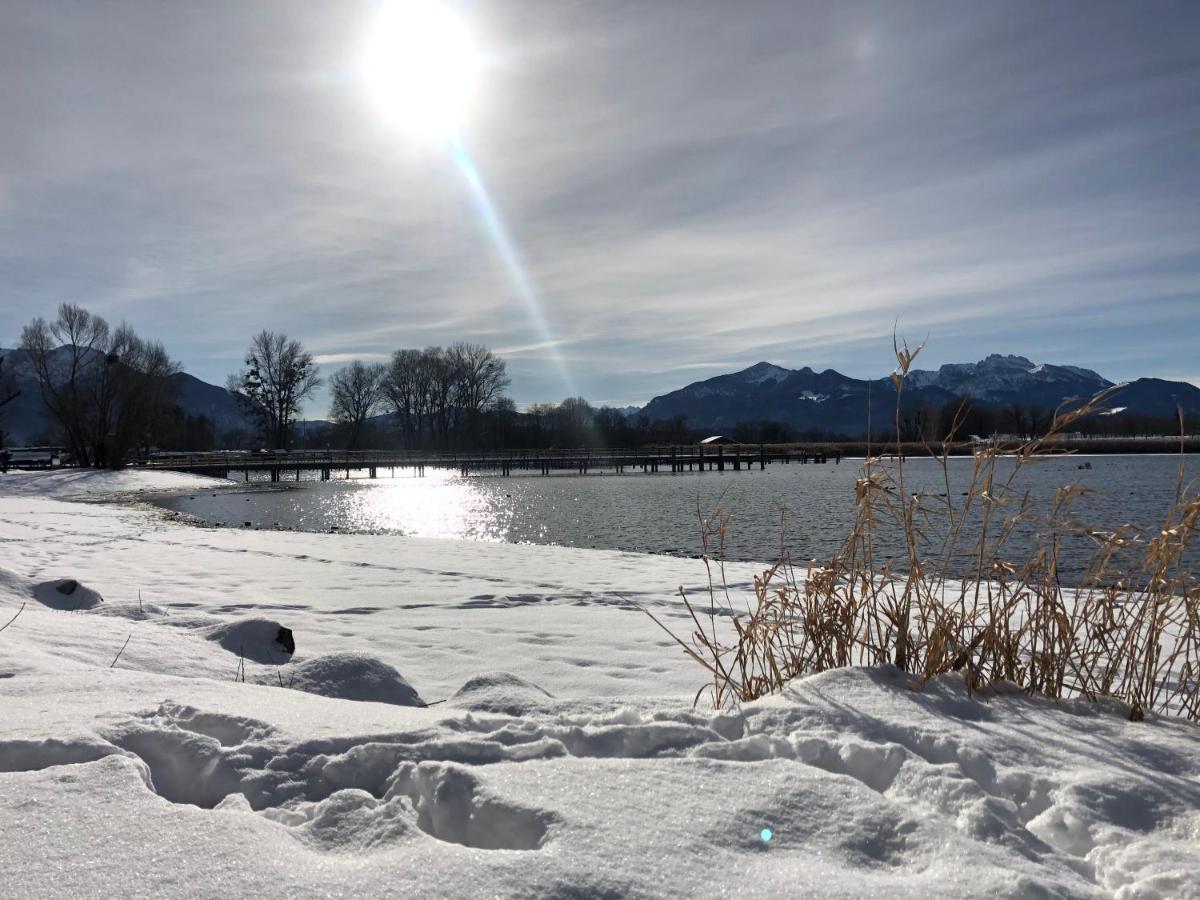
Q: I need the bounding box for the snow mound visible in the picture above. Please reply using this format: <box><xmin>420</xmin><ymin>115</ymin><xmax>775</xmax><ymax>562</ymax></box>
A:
<box><xmin>205</xmin><ymin>618</ymin><xmax>294</xmax><ymax>664</ymax></box>
<box><xmin>0</xmin><ymin>566</ymin><xmax>32</xmax><ymax>600</ymax></box>
<box><xmin>279</xmin><ymin>653</ymin><xmax>425</xmax><ymax>707</ymax></box>
<box><xmin>32</xmin><ymin>578</ymin><xmax>104</xmax><ymax>611</ymax></box>
<box><xmin>449</xmin><ymin>672</ymin><xmax>554</xmax><ymax>715</ymax></box>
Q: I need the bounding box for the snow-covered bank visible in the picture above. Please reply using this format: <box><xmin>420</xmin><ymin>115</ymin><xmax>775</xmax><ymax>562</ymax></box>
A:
<box><xmin>0</xmin><ymin>467</ymin><xmax>230</xmax><ymax>499</ymax></box>
<box><xmin>2</xmin><ymin>470</ymin><xmax>1199</xmax><ymax>898</ymax></box>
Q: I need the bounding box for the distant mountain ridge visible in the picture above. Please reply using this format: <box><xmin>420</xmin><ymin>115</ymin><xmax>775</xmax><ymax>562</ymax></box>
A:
<box><xmin>638</xmin><ymin>354</ymin><xmax>1200</xmax><ymax>436</ymax></box>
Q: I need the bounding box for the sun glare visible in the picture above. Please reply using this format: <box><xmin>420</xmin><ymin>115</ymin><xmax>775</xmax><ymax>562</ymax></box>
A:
<box><xmin>361</xmin><ymin>0</ymin><xmax>481</xmax><ymax>139</ymax></box>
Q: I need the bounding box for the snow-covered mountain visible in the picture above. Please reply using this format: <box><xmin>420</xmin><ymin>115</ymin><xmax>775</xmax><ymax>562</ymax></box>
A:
<box><xmin>905</xmin><ymin>354</ymin><xmax>1110</xmax><ymax>406</ymax></box>
<box><xmin>640</xmin><ymin>355</ymin><xmax>1200</xmax><ymax>435</ymax></box>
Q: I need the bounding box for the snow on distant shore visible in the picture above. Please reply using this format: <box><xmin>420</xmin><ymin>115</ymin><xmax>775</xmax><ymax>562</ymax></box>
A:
<box><xmin>1</xmin><ymin>469</ymin><xmax>1199</xmax><ymax>898</ymax></box>
<box><xmin>0</xmin><ymin>467</ymin><xmax>230</xmax><ymax>499</ymax></box>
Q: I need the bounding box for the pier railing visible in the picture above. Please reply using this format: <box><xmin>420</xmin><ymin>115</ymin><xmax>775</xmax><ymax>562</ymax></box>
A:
<box><xmin>134</xmin><ymin>445</ymin><xmax>842</xmax><ymax>480</ymax></box>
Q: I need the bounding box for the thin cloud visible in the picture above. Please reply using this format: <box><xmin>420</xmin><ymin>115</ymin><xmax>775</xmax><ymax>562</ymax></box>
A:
<box><xmin>312</xmin><ymin>352</ymin><xmax>390</xmax><ymax>365</ymax></box>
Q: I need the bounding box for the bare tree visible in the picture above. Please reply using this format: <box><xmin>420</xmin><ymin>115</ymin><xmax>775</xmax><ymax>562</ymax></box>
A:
<box><xmin>381</xmin><ymin>343</ymin><xmax>513</xmax><ymax>450</ymax></box>
<box><xmin>1028</xmin><ymin>403</ymin><xmax>1049</xmax><ymax>439</ymax></box>
<box><xmin>555</xmin><ymin>396</ymin><xmax>595</xmax><ymax>446</ymax></box>
<box><xmin>98</xmin><ymin>325</ymin><xmax>180</xmax><ymax>465</ymax></box>
<box><xmin>329</xmin><ymin>361</ymin><xmax>387</xmax><ymax>450</ymax></box>
<box><xmin>425</xmin><ymin>347</ymin><xmax>458</xmax><ymax>445</ymax></box>
<box><xmin>0</xmin><ymin>355</ymin><xmax>19</xmax><ymax>448</ymax></box>
<box><xmin>21</xmin><ymin>305</ymin><xmax>108</xmax><ymax>464</ymax></box>
<box><xmin>383</xmin><ymin>349</ymin><xmax>425</xmax><ymax>448</ymax></box>
<box><xmin>1004</xmin><ymin>401</ymin><xmax>1030</xmax><ymax>440</ymax></box>
<box><xmin>20</xmin><ymin>304</ymin><xmax>179</xmax><ymax>467</ymax></box>
<box><xmin>449</xmin><ymin>342</ymin><xmax>510</xmax><ymax>438</ymax></box>
<box><xmin>228</xmin><ymin>331</ymin><xmax>321</xmax><ymax>449</ymax></box>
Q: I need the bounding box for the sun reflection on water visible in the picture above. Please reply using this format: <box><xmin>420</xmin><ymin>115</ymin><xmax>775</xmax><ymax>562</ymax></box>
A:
<box><xmin>328</xmin><ymin>468</ymin><xmax>514</xmax><ymax>542</ymax></box>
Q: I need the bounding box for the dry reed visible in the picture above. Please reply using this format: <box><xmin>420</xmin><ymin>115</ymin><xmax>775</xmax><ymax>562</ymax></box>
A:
<box><xmin>645</xmin><ymin>341</ymin><xmax>1200</xmax><ymax>722</ymax></box>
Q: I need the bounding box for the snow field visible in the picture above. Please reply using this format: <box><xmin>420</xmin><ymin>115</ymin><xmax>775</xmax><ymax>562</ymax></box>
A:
<box><xmin>1</xmin><ymin>470</ymin><xmax>1199</xmax><ymax>898</ymax></box>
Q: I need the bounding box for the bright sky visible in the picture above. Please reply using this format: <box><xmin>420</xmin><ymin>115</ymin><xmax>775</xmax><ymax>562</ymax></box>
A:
<box><xmin>2</xmin><ymin>0</ymin><xmax>1198</xmax><ymax>413</ymax></box>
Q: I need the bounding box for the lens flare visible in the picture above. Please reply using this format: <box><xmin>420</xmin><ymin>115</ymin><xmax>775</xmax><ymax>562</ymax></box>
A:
<box><xmin>451</xmin><ymin>138</ymin><xmax>577</xmax><ymax>397</ymax></box>
<box><xmin>361</xmin><ymin>2</ymin><xmax>575</xmax><ymax>398</ymax></box>
<box><xmin>361</xmin><ymin>0</ymin><xmax>481</xmax><ymax>139</ymax></box>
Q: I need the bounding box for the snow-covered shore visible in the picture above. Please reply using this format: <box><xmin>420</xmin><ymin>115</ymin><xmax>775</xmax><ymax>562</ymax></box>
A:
<box><xmin>2</xmin><ymin>469</ymin><xmax>1198</xmax><ymax>898</ymax></box>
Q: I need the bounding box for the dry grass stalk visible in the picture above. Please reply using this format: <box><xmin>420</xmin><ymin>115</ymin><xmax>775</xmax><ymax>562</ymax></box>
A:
<box><xmin>110</xmin><ymin>633</ymin><xmax>132</xmax><ymax>668</ymax></box>
<box><xmin>0</xmin><ymin>602</ymin><xmax>25</xmax><ymax>634</ymax></box>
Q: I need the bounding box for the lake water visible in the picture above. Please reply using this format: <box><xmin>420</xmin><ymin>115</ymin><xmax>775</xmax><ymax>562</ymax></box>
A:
<box><xmin>155</xmin><ymin>454</ymin><xmax>1199</xmax><ymax>582</ymax></box>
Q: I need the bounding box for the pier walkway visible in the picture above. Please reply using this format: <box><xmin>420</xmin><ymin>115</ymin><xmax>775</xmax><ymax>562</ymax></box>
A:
<box><xmin>136</xmin><ymin>445</ymin><xmax>841</xmax><ymax>482</ymax></box>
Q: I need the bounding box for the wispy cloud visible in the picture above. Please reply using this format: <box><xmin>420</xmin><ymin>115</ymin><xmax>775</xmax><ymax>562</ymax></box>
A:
<box><xmin>312</xmin><ymin>352</ymin><xmax>390</xmax><ymax>365</ymax></box>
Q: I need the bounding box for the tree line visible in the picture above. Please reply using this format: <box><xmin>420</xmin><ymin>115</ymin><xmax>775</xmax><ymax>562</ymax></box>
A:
<box><xmin>6</xmin><ymin>303</ymin><xmax>1191</xmax><ymax>469</ymax></box>
<box><xmin>7</xmin><ymin>305</ymin><xmax>688</xmax><ymax>464</ymax></box>
<box><xmin>889</xmin><ymin>396</ymin><xmax>1189</xmax><ymax>445</ymax></box>
<box><xmin>226</xmin><ymin>336</ymin><xmax>513</xmax><ymax>452</ymax></box>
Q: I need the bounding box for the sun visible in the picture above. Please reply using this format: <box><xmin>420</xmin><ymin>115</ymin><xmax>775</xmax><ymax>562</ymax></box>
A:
<box><xmin>360</xmin><ymin>0</ymin><xmax>482</xmax><ymax>139</ymax></box>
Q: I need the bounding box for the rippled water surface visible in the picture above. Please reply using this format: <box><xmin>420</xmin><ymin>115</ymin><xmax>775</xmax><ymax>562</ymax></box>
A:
<box><xmin>155</xmin><ymin>455</ymin><xmax>1199</xmax><ymax>579</ymax></box>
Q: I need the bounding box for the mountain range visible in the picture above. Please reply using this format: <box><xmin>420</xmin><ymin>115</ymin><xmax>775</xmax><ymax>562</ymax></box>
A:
<box><xmin>637</xmin><ymin>354</ymin><xmax>1200</xmax><ymax>436</ymax></box>
<box><xmin>4</xmin><ymin>347</ymin><xmax>1198</xmax><ymax>445</ymax></box>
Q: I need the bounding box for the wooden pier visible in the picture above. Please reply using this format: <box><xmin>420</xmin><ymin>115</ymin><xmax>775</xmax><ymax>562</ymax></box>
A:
<box><xmin>136</xmin><ymin>445</ymin><xmax>841</xmax><ymax>481</ymax></box>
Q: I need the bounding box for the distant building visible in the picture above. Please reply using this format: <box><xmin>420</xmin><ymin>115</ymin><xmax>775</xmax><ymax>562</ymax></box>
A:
<box><xmin>6</xmin><ymin>446</ymin><xmax>64</xmax><ymax>468</ymax></box>
<box><xmin>699</xmin><ymin>435</ymin><xmax>736</xmax><ymax>445</ymax></box>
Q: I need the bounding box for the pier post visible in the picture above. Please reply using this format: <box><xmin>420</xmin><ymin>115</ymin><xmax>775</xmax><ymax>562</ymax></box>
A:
<box><xmin>718</xmin><ymin>446</ymin><xmax>725</xmax><ymax>472</ymax></box>
<box><xmin>760</xmin><ymin>443</ymin><xmax>766</xmax><ymax>470</ymax></box>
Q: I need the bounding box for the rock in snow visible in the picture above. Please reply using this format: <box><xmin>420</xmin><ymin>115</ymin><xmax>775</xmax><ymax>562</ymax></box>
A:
<box><xmin>32</xmin><ymin>578</ymin><xmax>104</xmax><ymax>610</ymax></box>
<box><xmin>206</xmin><ymin>617</ymin><xmax>295</xmax><ymax>663</ymax></box>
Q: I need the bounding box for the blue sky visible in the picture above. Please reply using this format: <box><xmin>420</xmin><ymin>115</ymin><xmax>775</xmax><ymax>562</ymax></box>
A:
<box><xmin>2</xmin><ymin>0</ymin><xmax>1198</xmax><ymax>413</ymax></box>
